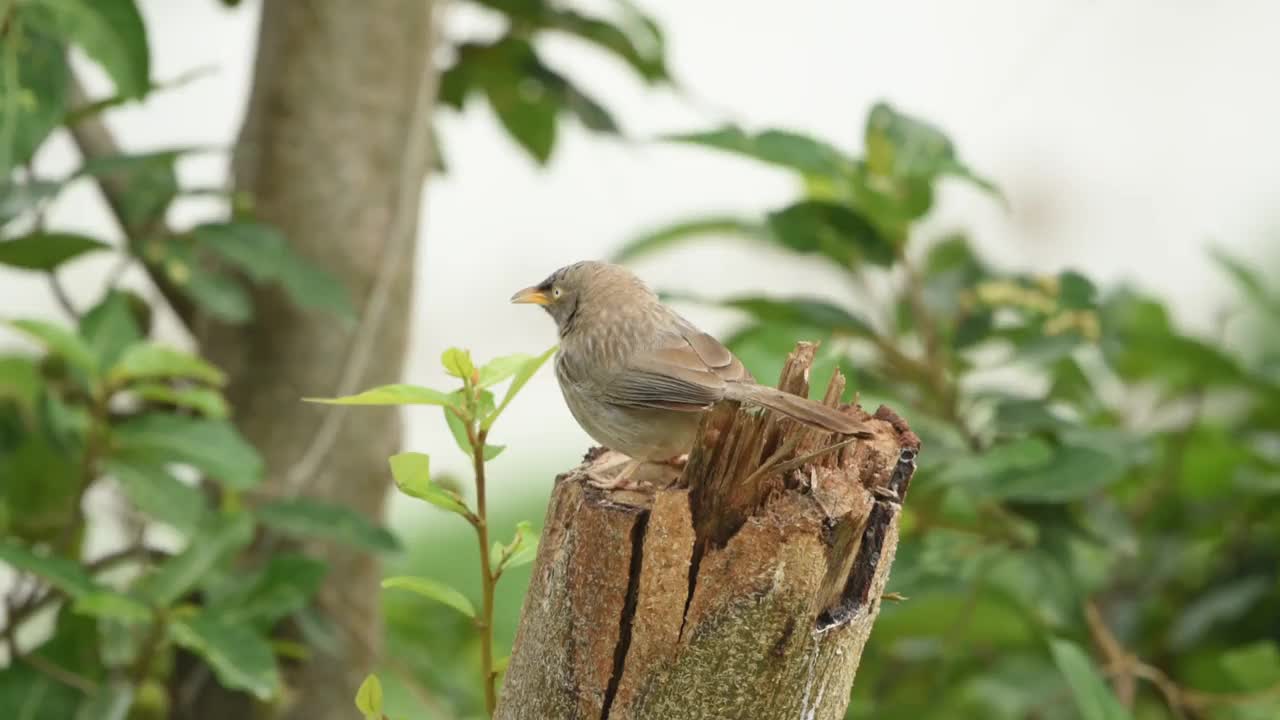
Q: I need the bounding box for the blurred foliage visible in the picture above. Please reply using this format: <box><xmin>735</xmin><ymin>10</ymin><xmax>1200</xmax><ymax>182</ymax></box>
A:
<box><xmin>435</xmin><ymin>0</ymin><xmax>668</xmax><ymax>166</ymax></box>
<box><xmin>1</xmin><ymin>0</ymin><xmax>656</xmax><ymax>717</ymax></box>
<box><xmin>608</xmin><ymin>103</ymin><xmax>1280</xmax><ymax>720</ymax></box>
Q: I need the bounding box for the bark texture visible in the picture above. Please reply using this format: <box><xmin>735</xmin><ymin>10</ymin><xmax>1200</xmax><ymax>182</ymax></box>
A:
<box><xmin>176</xmin><ymin>2</ymin><xmax>439</xmax><ymax>718</ymax></box>
<box><xmin>497</xmin><ymin>343</ymin><xmax>919</xmax><ymax>720</ymax></box>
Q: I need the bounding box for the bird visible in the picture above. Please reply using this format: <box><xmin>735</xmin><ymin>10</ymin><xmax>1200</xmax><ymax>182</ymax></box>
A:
<box><xmin>510</xmin><ymin>260</ymin><xmax>872</xmax><ymax>489</ymax></box>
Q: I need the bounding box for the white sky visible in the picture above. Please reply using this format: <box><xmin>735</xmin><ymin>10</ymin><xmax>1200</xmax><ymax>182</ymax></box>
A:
<box><xmin>3</xmin><ymin>0</ymin><xmax>1278</xmax><ymax>524</ymax></box>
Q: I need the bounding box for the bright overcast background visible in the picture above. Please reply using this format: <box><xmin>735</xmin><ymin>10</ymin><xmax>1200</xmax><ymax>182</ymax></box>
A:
<box><xmin>3</xmin><ymin>0</ymin><xmax>1278</xmax><ymax>527</ymax></box>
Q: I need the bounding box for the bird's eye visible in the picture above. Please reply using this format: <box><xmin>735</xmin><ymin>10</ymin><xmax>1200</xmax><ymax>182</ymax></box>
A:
<box><xmin>552</xmin><ymin>287</ymin><xmax>562</xmax><ymax>298</ymax></box>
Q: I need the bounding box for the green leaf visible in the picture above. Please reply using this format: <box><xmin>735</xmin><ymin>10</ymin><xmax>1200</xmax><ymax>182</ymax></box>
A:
<box><xmin>305</xmin><ymin>384</ymin><xmax>455</xmax><ymax>407</ymax></box>
<box><xmin>1169</xmin><ymin>577</ymin><xmax>1271</xmax><ymax>651</ymax></box>
<box><xmin>718</xmin><ymin>296</ymin><xmax>876</xmax><ymax>338</ymax></box>
<box><xmin>168</xmin><ymin>258</ymin><xmax>254</xmax><ymax>325</ymax></box>
<box><xmin>483</xmin><ymin>345</ymin><xmax>556</xmax><ymax>430</ymax></box>
<box><xmin>665</xmin><ymin>125</ymin><xmax>851</xmax><ymax>177</ymax></box>
<box><xmin>104</xmin><ymin>455</ymin><xmax>207</xmax><ymax>532</ymax></box>
<box><xmin>864</xmin><ymin>101</ymin><xmax>999</xmax><ymax>195</ymax></box>
<box><xmin>612</xmin><ymin>216</ymin><xmax>768</xmax><ymax>263</ymax></box>
<box><xmin>254</xmin><ymin>498</ymin><xmax>401</xmax><ymax>554</ymax></box>
<box><xmin>141</xmin><ymin>511</ymin><xmax>254</xmax><ymax>605</ymax></box>
<box><xmin>189</xmin><ymin>221</ymin><xmax>287</xmax><ymax>283</ymax></box>
<box><xmin>478</xmin><ymin>353</ymin><xmax>536</xmax><ymax>388</ymax></box>
<box><xmin>1212</xmin><ymin>246</ymin><xmax>1280</xmax><ymax>317</ymax></box>
<box><xmin>72</xmin><ymin>591</ymin><xmax>151</xmax><ymax>626</ymax></box>
<box><xmin>4</xmin><ymin>318</ymin><xmax>97</xmax><ymax>379</ymax></box>
<box><xmin>0</xmin><ymin>177</ymin><xmax>64</xmax><ymax>226</ymax></box>
<box><xmin>62</xmin><ymin>65</ymin><xmax>214</xmax><ymax>126</ymax></box>
<box><xmin>1219</xmin><ymin>642</ymin><xmax>1280</xmax><ymax>691</ymax></box>
<box><xmin>561</xmin><ymin>79</ymin><xmax>619</xmax><ymax>133</ymax></box>
<box><xmin>497</xmin><ymin>521</ymin><xmax>539</xmax><ymax>573</ymax></box>
<box><xmin>75</xmin><ymin>679</ymin><xmax>134</xmax><ymax>720</ymax></box>
<box><xmin>107</xmin><ymin>343</ymin><xmax>226</xmax><ymax>387</ymax></box>
<box><xmin>206</xmin><ymin>553</ymin><xmax>328</xmax><ymax>626</ymax></box>
<box><xmin>936</xmin><ymin>437</ymin><xmax>1054</xmax><ymax>486</ymax></box>
<box><xmin>110</xmin><ymin>414</ymin><xmax>262</xmax><ymax>489</ymax></box>
<box><xmin>78</xmin><ymin>149</ymin><xmax>185</xmax><ymax>230</ymax></box>
<box><xmin>0</xmin><ymin>232</ymin><xmax>111</xmax><ymax>270</ymax></box>
<box><xmin>189</xmin><ymin>221</ymin><xmax>354</xmax><ymax>321</ymax></box>
<box><xmin>441</xmin><ymin>348</ymin><xmax>476</xmax><ymax>380</ymax></box>
<box><xmin>485</xmin><ymin>73</ymin><xmax>558</xmax><ymax>164</ymax></box>
<box><xmin>0</xmin><ymin>611</ymin><xmax>100</xmax><ymax>718</ymax></box>
<box><xmin>387</xmin><ymin>452</ymin><xmax>471</xmax><ymax>517</ymax></box>
<box><xmin>443</xmin><ymin>399</ymin><xmax>502</xmax><ymax>459</ymax></box>
<box><xmin>170</xmin><ymin>612</ymin><xmax>280</xmax><ymax>700</ymax></box>
<box><xmin>1048</xmin><ymin>638</ymin><xmax>1133</xmax><ymax>720</ymax></box>
<box><xmin>994</xmin><ymin>444</ymin><xmax>1128</xmax><ymax>503</ymax></box>
<box><xmin>0</xmin><ymin>432</ymin><xmax>82</xmax><ymax>541</ymax></box>
<box><xmin>128</xmin><ymin>383</ymin><xmax>229</xmax><ymax>418</ymax></box>
<box><xmin>992</xmin><ymin>397</ymin><xmax>1070</xmax><ymax>433</ymax></box>
<box><xmin>537</xmin><ymin>7</ymin><xmax>667</xmax><ymax>82</ymax></box>
<box><xmin>472</xmin><ymin>39</ymin><xmax>560</xmax><ymax>163</ymax></box>
<box><xmin>275</xmin><ymin>258</ymin><xmax>355</xmax><ymax>322</ymax></box>
<box><xmin>0</xmin><ymin>18</ymin><xmax>67</xmax><ymax>173</ymax></box>
<box><xmin>354</xmin><ymin>674</ymin><xmax>383</xmax><ymax>720</ymax></box>
<box><xmin>0</xmin><ymin>538</ymin><xmax>100</xmax><ymax>596</ymax></box>
<box><xmin>382</xmin><ymin>576</ymin><xmax>475</xmax><ymax>618</ymax></box>
<box><xmin>0</xmin><ymin>355</ymin><xmax>41</xmax><ymax>411</ymax></box>
<box><xmin>443</xmin><ymin>403</ymin><xmax>471</xmax><ymax>454</ymax></box>
<box><xmin>80</xmin><ymin>291</ymin><xmax>143</xmax><ymax>370</ymax></box>
<box><xmin>29</xmin><ymin>0</ymin><xmax>150</xmax><ymax>98</ymax></box>
<box><xmin>765</xmin><ymin>200</ymin><xmax>896</xmax><ymax>268</ymax></box>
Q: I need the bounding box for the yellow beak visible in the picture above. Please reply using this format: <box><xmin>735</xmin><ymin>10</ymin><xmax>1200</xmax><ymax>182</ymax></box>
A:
<box><xmin>510</xmin><ymin>286</ymin><xmax>550</xmax><ymax>305</ymax></box>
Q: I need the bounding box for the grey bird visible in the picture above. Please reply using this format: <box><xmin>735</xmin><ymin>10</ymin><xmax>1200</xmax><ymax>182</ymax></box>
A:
<box><xmin>511</xmin><ymin>260</ymin><xmax>872</xmax><ymax>488</ymax></box>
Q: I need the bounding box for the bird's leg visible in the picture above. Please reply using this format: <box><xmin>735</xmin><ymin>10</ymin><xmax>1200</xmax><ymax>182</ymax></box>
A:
<box><xmin>586</xmin><ymin>457</ymin><xmax>644</xmax><ymax>490</ymax></box>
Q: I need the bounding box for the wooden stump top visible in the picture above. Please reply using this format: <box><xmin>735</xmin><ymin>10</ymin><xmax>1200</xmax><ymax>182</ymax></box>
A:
<box><xmin>498</xmin><ymin>342</ymin><xmax>919</xmax><ymax>720</ymax></box>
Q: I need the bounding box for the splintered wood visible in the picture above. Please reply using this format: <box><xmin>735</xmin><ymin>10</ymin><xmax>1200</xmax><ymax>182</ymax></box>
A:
<box><xmin>497</xmin><ymin>343</ymin><xmax>919</xmax><ymax>720</ymax></box>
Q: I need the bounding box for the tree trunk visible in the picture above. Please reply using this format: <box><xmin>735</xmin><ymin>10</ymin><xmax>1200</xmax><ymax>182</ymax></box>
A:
<box><xmin>496</xmin><ymin>343</ymin><xmax>918</xmax><ymax>720</ymax></box>
<box><xmin>176</xmin><ymin>2</ymin><xmax>439</xmax><ymax>718</ymax></box>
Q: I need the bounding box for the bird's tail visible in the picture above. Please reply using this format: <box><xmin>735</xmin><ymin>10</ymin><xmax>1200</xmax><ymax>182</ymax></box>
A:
<box><xmin>724</xmin><ymin>382</ymin><xmax>873</xmax><ymax>437</ymax></box>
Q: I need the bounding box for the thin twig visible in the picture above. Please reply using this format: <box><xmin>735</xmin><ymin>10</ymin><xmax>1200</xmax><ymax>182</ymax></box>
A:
<box><xmin>1085</xmin><ymin>600</ymin><xmax>1138</xmax><ymax>708</ymax></box>
<box><xmin>103</xmin><ymin>253</ymin><xmax>135</xmax><ymax>293</ymax></box>
<box><xmin>64</xmin><ymin>72</ymin><xmax>194</xmax><ymax>327</ymax></box>
<box><xmin>0</xmin><ymin>544</ymin><xmax>168</xmax><ymax>640</ymax></box>
<box><xmin>20</xmin><ymin>652</ymin><xmax>98</xmax><ymax>694</ymax></box>
<box><xmin>130</xmin><ymin>613</ymin><xmax>168</xmax><ymax>684</ymax></box>
<box><xmin>1090</xmin><ymin>598</ymin><xmax>1280</xmax><ymax>717</ymax></box>
<box><xmin>48</xmin><ymin>271</ymin><xmax>79</xmax><ymax>319</ymax></box>
<box><xmin>468</xmin><ymin>422</ymin><xmax>498</xmax><ymax>716</ymax></box>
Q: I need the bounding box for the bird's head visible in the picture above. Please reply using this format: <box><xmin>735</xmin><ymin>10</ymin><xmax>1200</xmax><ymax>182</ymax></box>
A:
<box><xmin>510</xmin><ymin>260</ymin><xmax>650</xmax><ymax>335</ymax></box>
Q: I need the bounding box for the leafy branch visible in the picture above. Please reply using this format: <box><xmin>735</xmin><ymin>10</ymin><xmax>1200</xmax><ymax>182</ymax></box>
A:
<box><xmin>309</xmin><ymin>345</ymin><xmax>555</xmax><ymax>717</ymax></box>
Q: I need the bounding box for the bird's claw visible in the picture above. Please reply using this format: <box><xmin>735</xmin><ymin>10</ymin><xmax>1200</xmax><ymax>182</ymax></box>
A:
<box><xmin>586</xmin><ymin>457</ymin><xmax>643</xmax><ymax>490</ymax></box>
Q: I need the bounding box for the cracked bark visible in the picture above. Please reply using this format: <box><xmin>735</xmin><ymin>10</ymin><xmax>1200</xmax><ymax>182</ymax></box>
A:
<box><xmin>496</xmin><ymin>342</ymin><xmax>919</xmax><ymax>720</ymax></box>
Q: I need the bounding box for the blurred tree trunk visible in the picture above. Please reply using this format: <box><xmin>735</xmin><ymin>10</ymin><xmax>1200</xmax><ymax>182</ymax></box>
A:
<box><xmin>175</xmin><ymin>2</ymin><xmax>439</xmax><ymax>718</ymax></box>
<box><xmin>496</xmin><ymin>344</ymin><xmax>919</xmax><ymax>720</ymax></box>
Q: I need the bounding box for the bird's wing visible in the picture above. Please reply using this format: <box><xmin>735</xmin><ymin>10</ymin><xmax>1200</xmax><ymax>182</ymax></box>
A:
<box><xmin>600</xmin><ymin>331</ymin><xmax>737</xmax><ymax>412</ymax></box>
<box><xmin>680</xmin><ymin>327</ymin><xmax>753</xmax><ymax>384</ymax></box>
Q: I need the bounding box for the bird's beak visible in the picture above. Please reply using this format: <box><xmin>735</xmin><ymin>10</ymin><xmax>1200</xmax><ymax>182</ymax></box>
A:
<box><xmin>510</xmin><ymin>286</ymin><xmax>550</xmax><ymax>306</ymax></box>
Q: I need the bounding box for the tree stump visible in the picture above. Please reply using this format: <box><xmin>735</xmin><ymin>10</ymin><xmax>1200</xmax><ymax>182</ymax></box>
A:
<box><xmin>496</xmin><ymin>343</ymin><xmax>919</xmax><ymax>720</ymax></box>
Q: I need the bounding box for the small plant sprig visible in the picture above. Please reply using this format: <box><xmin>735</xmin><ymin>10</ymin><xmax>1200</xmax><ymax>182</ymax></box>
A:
<box><xmin>310</xmin><ymin>345</ymin><xmax>556</xmax><ymax>717</ymax></box>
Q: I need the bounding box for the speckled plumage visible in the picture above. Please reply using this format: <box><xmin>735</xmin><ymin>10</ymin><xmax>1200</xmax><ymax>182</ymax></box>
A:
<box><xmin>513</xmin><ymin>261</ymin><xmax>870</xmax><ymax>463</ymax></box>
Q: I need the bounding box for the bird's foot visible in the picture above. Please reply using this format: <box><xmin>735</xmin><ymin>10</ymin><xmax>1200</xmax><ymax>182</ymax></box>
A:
<box><xmin>586</xmin><ymin>457</ymin><xmax>643</xmax><ymax>490</ymax></box>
